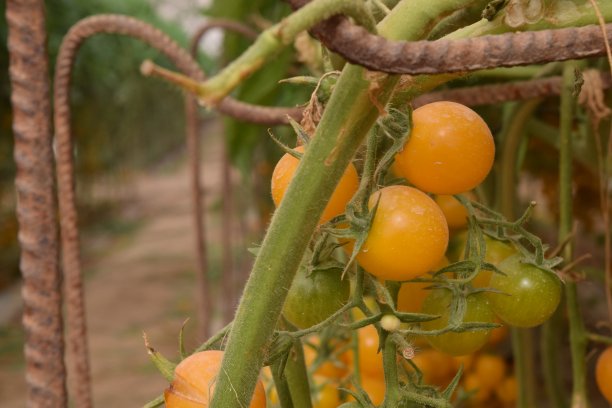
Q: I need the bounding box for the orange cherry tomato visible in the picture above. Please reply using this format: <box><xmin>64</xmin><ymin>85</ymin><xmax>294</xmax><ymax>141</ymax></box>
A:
<box><xmin>495</xmin><ymin>376</ymin><xmax>518</xmax><ymax>406</ymax></box>
<box><xmin>434</xmin><ymin>192</ymin><xmax>476</xmax><ymax>229</ymax></box>
<box><xmin>409</xmin><ymin>349</ymin><xmax>456</xmax><ymax>386</ymax></box>
<box><xmin>356</xmin><ymin>325</ymin><xmax>384</xmax><ymax>378</ymax></box>
<box><xmin>360</xmin><ymin>375</ymin><xmax>386</xmax><ymax>405</ymax></box>
<box><xmin>451</xmin><ymin>354</ymin><xmax>475</xmax><ymax>373</ymax></box>
<box><xmin>472</xmin><ymin>354</ymin><xmax>506</xmax><ymax>390</ymax></box>
<box><xmin>394</xmin><ymin>101</ymin><xmax>495</xmax><ymax>195</ymax></box>
<box><xmin>348</xmin><ymin>375</ymin><xmax>386</xmax><ymax>405</ymax></box>
<box><xmin>165</xmin><ymin>350</ymin><xmax>267</xmax><ymax>408</ymax></box>
<box><xmin>397</xmin><ymin>258</ymin><xmax>449</xmax><ymax>314</ymax></box>
<box><xmin>354</xmin><ymin>185</ymin><xmax>449</xmax><ymax>281</ymax></box>
<box><xmin>596</xmin><ymin>346</ymin><xmax>612</xmax><ymax>403</ymax></box>
<box><xmin>463</xmin><ymin>372</ymin><xmax>492</xmax><ymax>404</ymax></box>
<box><xmin>303</xmin><ymin>337</ymin><xmax>351</xmax><ymax>379</ymax></box>
<box><xmin>271</xmin><ymin>145</ymin><xmax>359</xmax><ymax>224</ymax></box>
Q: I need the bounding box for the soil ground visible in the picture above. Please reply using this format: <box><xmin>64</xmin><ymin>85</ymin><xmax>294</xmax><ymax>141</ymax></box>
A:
<box><xmin>0</xmin><ymin>121</ymin><xmax>242</xmax><ymax>407</ymax></box>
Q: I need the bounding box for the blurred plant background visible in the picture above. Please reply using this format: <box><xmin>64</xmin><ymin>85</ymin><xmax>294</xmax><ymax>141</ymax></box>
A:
<box><xmin>0</xmin><ymin>0</ymin><xmax>192</xmax><ymax>290</ymax></box>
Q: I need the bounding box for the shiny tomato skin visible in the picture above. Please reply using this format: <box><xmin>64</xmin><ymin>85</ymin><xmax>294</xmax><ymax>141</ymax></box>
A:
<box><xmin>283</xmin><ymin>266</ymin><xmax>350</xmax><ymax>329</ymax></box>
<box><xmin>165</xmin><ymin>350</ymin><xmax>267</xmax><ymax>408</ymax></box>
<box><xmin>421</xmin><ymin>289</ymin><xmax>495</xmax><ymax>356</ymax></box>
<box><xmin>487</xmin><ymin>254</ymin><xmax>562</xmax><ymax>328</ymax></box>
<box><xmin>271</xmin><ymin>145</ymin><xmax>359</xmax><ymax>224</ymax></box>
<box><xmin>355</xmin><ymin>185</ymin><xmax>449</xmax><ymax>281</ymax></box>
<box><xmin>394</xmin><ymin>101</ymin><xmax>495</xmax><ymax>195</ymax></box>
<box><xmin>596</xmin><ymin>346</ymin><xmax>612</xmax><ymax>403</ymax></box>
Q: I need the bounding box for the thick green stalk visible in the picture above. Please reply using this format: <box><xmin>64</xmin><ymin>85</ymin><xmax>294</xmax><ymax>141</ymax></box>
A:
<box><xmin>497</xmin><ymin>99</ymin><xmax>542</xmax><ymax>408</ymax></box>
<box><xmin>559</xmin><ymin>61</ymin><xmax>589</xmax><ymax>408</ymax></box>
<box><xmin>209</xmin><ymin>1</ymin><xmax>482</xmax><ymax>407</ymax></box>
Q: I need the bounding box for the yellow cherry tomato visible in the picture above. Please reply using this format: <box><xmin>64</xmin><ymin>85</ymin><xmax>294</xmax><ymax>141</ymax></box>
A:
<box><xmin>271</xmin><ymin>145</ymin><xmax>359</xmax><ymax>224</ymax></box>
<box><xmin>394</xmin><ymin>101</ymin><xmax>495</xmax><ymax>195</ymax></box>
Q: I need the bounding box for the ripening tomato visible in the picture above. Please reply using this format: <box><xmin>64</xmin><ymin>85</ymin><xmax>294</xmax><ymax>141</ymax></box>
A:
<box><xmin>271</xmin><ymin>145</ymin><xmax>359</xmax><ymax>224</ymax></box>
<box><xmin>596</xmin><ymin>346</ymin><xmax>612</xmax><ymax>403</ymax></box>
<box><xmin>452</xmin><ymin>234</ymin><xmax>516</xmax><ymax>288</ymax></box>
<box><xmin>394</xmin><ymin>101</ymin><xmax>495</xmax><ymax>195</ymax></box>
<box><xmin>434</xmin><ymin>192</ymin><xmax>476</xmax><ymax>229</ymax></box>
<box><xmin>165</xmin><ymin>350</ymin><xmax>267</xmax><ymax>408</ymax></box>
<box><xmin>353</xmin><ymin>185</ymin><xmax>449</xmax><ymax>281</ymax></box>
<box><xmin>487</xmin><ymin>254</ymin><xmax>562</xmax><ymax>328</ymax></box>
<box><xmin>283</xmin><ymin>266</ymin><xmax>350</xmax><ymax>329</ymax></box>
<box><xmin>421</xmin><ymin>289</ymin><xmax>495</xmax><ymax>356</ymax></box>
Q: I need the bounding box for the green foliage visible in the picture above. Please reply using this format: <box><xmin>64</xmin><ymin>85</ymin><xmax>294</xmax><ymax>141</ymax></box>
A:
<box><xmin>207</xmin><ymin>0</ymin><xmax>311</xmax><ymax>174</ymax></box>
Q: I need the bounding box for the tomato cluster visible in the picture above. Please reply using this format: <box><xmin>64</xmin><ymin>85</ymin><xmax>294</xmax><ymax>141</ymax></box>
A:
<box><xmin>263</xmin><ymin>100</ymin><xmax>564</xmax><ymax>405</ymax></box>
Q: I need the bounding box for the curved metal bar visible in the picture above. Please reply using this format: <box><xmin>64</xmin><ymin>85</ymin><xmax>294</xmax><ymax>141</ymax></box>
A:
<box><xmin>413</xmin><ymin>73</ymin><xmax>612</xmax><ymax>107</ymax></box>
<box><xmin>288</xmin><ymin>0</ymin><xmax>612</xmax><ymax>75</ymax></box>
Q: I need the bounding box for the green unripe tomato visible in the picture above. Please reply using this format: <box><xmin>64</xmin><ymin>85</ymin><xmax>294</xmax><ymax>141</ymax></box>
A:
<box><xmin>421</xmin><ymin>289</ymin><xmax>495</xmax><ymax>356</ymax></box>
<box><xmin>487</xmin><ymin>254</ymin><xmax>562</xmax><ymax>328</ymax></box>
<box><xmin>282</xmin><ymin>266</ymin><xmax>350</xmax><ymax>329</ymax></box>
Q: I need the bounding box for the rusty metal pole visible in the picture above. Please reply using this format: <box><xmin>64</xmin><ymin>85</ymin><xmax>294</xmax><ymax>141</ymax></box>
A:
<box><xmin>6</xmin><ymin>0</ymin><xmax>68</xmax><ymax>407</ymax></box>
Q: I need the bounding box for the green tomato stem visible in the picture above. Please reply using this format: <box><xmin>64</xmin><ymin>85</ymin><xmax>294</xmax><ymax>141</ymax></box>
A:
<box><xmin>284</xmin><ymin>340</ymin><xmax>313</xmax><ymax>408</ymax></box>
<box><xmin>587</xmin><ymin>332</ymin><xmax>612</xmax><ymax>346</ymax></box>
<box><xmin>559</xmin><ymin>61</ymin><xmax>590</xmax><ymax>408</ymax></box>
<box><xmin>272</xmin><ymin>358</ymin><xmax>295</xmax><ymax>408</ymax></box>
<box><xmin>541</xmin><ymin>308</ymin><xmax>569</xmax><ymax>408</ymax></box>
<box><xmin>381</xmin><ymin>333</ymin><xmax>400</xmax><ymax>407</ymax></box>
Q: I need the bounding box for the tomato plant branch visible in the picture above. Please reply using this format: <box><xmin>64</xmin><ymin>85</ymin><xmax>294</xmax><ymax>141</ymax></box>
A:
<box><xmin>208</xmin><ymin>1</ymin><xmax>484</xmax><ymax>406</ymax></box>
<box><xmin>587</xmin><ymin>332</ymin><xmax>612</xmax><ymax>346</ymax></box>
<box><xmin>541</xmin><ymin>309</ymin><xmax>568</xmax><ymax>408</ymax></box>
<box><xmin>559</xmin><ymin>61</ymin><xmax>590</xmax><ymax>408</ymax></box>
<box><xmin>189</xmin><ymin>0</ymin><xmax>377</xmax><ymax>106</ymax></box>
<box><xmin>283</xmin><ymin>340</ymin><xmax>313</xmax><ymax>408</ymax></box>
<box><xmin>381</xmin><ymin>334</ymin><xmax>401</xmax><ymax>407</ymax></box>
